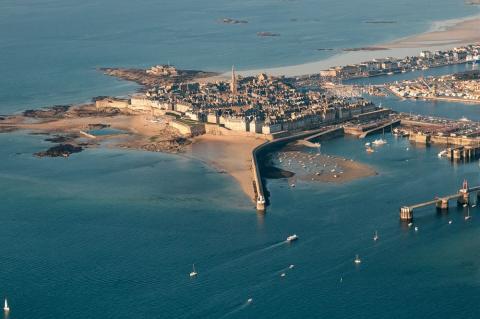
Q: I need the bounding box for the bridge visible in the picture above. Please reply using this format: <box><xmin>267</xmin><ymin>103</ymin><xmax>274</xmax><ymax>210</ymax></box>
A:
<box><xmin>399</xmin><ymin>180</ymin><xmax>480</xmax><ymax>221</ymax></box>
<box><xmin>358</xmin><ymin>119</ymin><xmax>400</xmax><ymax>138</ymax></box>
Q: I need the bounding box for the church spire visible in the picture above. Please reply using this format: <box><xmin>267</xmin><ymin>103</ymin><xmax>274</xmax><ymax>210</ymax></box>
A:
<box><xmin>230</xmin><ymin>65</ymin><xmax>237</xmax><ymax>95</ymax></box>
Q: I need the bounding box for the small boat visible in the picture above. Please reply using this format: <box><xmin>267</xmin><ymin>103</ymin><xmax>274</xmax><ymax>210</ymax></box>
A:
<box><xmin>372</xmin><ymin>139</ymin><xmax>387</xmax><ymax>146</ymax></box>
<box><xmin>289</xmin><ymin>264</ymin><xmax>295</xmax><ymax>269</ymax></box>
<box><xmin>438</xmin><ymin>150</ymin><xmax>447</xmax><ymax>158</ymax></box>
<box><xmin>472</xmin><ymin>204</ymin><xmax>477</xmax><ymax>208</ymax></box>
<box><xmin>290</xmin><ymin>183</ymin><xmax>296</xmax><ymax>188</ymax></box>
<box><xmin>463</xmin><ymin>203</ymin><xmax>468</xmax><ymax>208</ymax></box>
<box><xmin>465</xmin><ymin>208</ymin><xmax>471</xmax><ymax>221</ymax></box>
<box><xmin>3</xmin><ymin>299</ymin><xmax>9</xmax><ymax>312</ymax></box>
<box><xmin>354</xmin><ymin>254</ymin><xmax>362</xmax><ymax>264</ymax></box>
<box><xmin>189</xmin><ymin>264</ymin><xmax>198</xmax><ymax>277</ymax></box>
<box><xmin>414</xmin><ymin>226</ymin><xmax>419</xmax><ymax>232</ymax></box>
<box><xmin>365</xmin><ymin>142</ymin><xmax>371</xmax><ymax>146</ymax></box>
<box><xmin>373</xmin><ymin>230</ymin><xmax>379</xmax><ymax>241</ymax></box>
<box><xmin>448</xmin><ymin>220</ymin><xmax>453</xmax><ymax>224</ymax></box>
<box><xmin>280</xmin><ymin>273</ymin><xmax>286</xmax><ymax>277</ymax></box>
<box><xmin>408</xmin><ymin>222</ymin><xmax>413</xmax><ymax>227</ymax></box>
<box><xmin>247</xmin><ymin>298</ymin><xmax>253</xmax><ymax>304</ymax></box>
<box><xmin>366</xmin><ymin>146</ymin><xmax>374</xmax><ymax>153</ymax></box>
<box><xmin>287</xmin><ymin>234</ymin><xmax>298</xmax><ymax>242</ymax></box>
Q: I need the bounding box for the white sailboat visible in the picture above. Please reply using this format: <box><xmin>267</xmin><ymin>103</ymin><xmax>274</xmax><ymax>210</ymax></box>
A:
<box><xmin>373</xmin><ymin>230</ymin><xmax>379</xmax><ymax>241</ymax></box>
<box><xmin>190</xmin><ymin>264</ymin><xmax>198</xmax><ymax>277</ymax></box>
<box><xmin>3</xmin><ymin>298</ymin><xmax>9</xmax><ymax>312</ymax></box>
<box><xmin>465</xmin><ymin>208</ymin><xmax>471</xmax><ymax>221</ymax></box>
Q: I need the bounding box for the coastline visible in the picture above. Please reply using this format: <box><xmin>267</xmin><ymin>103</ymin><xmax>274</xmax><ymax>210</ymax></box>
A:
<box><xmin>188</xmin><ymin>134</ymin><xmax>266</xmax><ymax>202</ymax></box>
<box><xmin>226</xmin><ymin>15</ymin><xmax>480</xmax><ymax>77</ymax></box>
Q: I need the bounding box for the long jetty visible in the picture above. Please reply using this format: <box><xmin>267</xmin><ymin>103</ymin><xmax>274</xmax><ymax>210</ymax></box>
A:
<box><xmin>399</xmin><ymin>181</ymin><xmax>480</xmax><ymax>221</ymax></box>
<box><xmin>252</xmin><ymin>127</ymin><xmax>344</xmax><ymax>211</ymax></box>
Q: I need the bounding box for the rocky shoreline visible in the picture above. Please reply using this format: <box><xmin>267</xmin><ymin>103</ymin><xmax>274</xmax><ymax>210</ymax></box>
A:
<box><xmin>100</xmin><ymin>67</ymin><xmax>218</xmax><ymax>88</ymax></box>
<box><xmin>34</xmin><ymin>144</ymin><xmax>83</xmax><ymax>158</ymax></box>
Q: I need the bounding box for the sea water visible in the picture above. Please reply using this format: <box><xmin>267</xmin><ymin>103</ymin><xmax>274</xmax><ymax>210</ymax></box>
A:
<box><xmin>1</xmin><ymin>0</ymin><xmax>480</xmax><ymax>318</ymax></box>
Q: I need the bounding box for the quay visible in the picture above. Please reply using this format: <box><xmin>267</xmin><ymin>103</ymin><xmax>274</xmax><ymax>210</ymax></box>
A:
<box><xmin>343</xmin><ymin>119</ymin><xmax>399</xmax><ymax>138</ymax></box>
<box><xmin>400</xmin><ymin>180</ymin><xmax>479</xmax><ymax>221</ymax></box>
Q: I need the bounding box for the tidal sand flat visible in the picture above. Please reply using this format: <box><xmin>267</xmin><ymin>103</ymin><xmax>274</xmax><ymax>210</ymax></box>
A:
<box><xmin>270</xmin><ymin>147</ymin><xmax>377</xmax><ymax>184</ymax></box>
<box><xmin>0</xmin><ymin>105</ymin><xmax>191</xmax><ymax>154</ymax></box>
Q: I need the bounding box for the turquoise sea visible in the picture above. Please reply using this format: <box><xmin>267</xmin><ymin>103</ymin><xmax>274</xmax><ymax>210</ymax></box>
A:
<box><xmin>2</xmin><ymin>0</ymin><xmax>480</xmax><ymax>318</ymax></box>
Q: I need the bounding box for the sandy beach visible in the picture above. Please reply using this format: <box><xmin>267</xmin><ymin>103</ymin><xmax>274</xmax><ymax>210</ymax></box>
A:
<box><xmin>228</xmin><ymin>15</ymin><xmax>480</xmax><ymax>77</ymax></box>
<box><xmin>188</xmin><ymin>135</ymin><xmax>266</xmax><ymax>202</ymax></box>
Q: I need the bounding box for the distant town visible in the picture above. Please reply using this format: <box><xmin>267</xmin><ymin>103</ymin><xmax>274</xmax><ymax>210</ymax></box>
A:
<box><xmin>318</xmin><ymin>44</ymin><xmax>480</xmax><ymax>80</ymax></box>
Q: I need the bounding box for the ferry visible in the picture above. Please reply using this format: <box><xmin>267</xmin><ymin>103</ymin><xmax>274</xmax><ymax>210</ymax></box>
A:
<box><xmin>354</xmin><ymin>254</ymin><xmax>362</xmax><ymax>264</ymax></box>
<box><xmin>287</xmin><ymin>234</ymin><xmax>299</xmax><ymax>242</ymax></box>
<box><xmin>189</xmin><ymin>264</ymin><xmax>198</xmax><ymax>277</ymax></box>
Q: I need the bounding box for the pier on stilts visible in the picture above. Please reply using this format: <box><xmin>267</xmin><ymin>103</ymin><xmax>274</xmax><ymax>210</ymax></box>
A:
<box><xmin>399</xmin><ymin>179</ymin><xmax>479</xmax><ymax>221</ymax></box>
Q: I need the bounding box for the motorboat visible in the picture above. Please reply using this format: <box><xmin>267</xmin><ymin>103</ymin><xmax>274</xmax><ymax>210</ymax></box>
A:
<box><xmin>354</xmin><ymin>254</ymin><xmax>362</xmax><ymax>264</ymax></box>
<box><xmin>372</xmin><ymin>139</ymin><xmax>387</xmax><ymax>146</ymax></box>
<box><xmin>438</xmin><ymin>150</ymin><xmax>447</xmax><ymax>158</ymax></box>
<box><xmin>287</xmin><ymin>234</ymin><xmax>298</xmax><ymax>242</ymax></box>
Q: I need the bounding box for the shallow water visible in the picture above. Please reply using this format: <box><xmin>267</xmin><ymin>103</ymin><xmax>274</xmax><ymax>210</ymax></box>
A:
<box><xmin>2</xmin><ymin>1</ymin><xmax>480</xmax><ymax>318</ymax></box>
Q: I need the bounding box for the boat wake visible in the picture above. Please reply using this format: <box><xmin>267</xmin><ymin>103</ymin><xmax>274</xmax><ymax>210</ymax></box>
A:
<box><xmin>218</xmin><ymin>299</ymin><xmax>253</xmax><ymax>319</ymax></box>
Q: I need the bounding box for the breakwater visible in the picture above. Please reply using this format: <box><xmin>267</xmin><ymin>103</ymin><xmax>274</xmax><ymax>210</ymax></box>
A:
<box><xmin>252</xmin><ymin>127</ymin><xmax>344</xmax><ymax>211</ymax></box>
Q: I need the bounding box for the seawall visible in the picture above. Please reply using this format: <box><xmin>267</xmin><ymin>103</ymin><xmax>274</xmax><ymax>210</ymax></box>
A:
<box><xmin>251</xmin><ymin>127</ymin><xmax>344</xmax><ymax>212</ymax></box>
